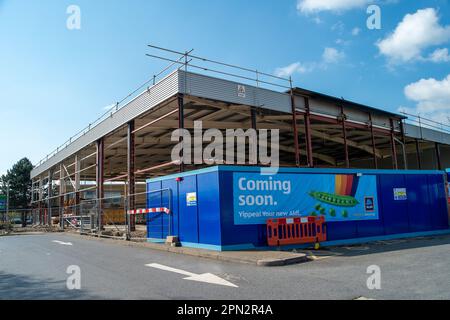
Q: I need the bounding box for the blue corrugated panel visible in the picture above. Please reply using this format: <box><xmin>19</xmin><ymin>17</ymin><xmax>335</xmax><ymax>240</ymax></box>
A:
<box><xmin>327</xmin><ymin>221</ymin><xmax>359</xmax><ymax>241</ymax></box>
<box><xmin>178</xmin><ymin>175</ymin><xmax>199</xmax><ymax>243</ymax></box>
<box><xmin>147</xmin><ymin>181</ymin><xmax>163</xmax><ymax>239</ymax></box>
<box><xmin>197</xmin><ymin>172</ymin><xmax>222</xmax><ymax>245</ymax></box>
<box><xmin>427</xmin><ymin>174</ymin><xmax>449</xmax><ymax>229</ymax></box>
<box><xmin>162</xmin><ymin>179</ymin><xmax>179</xmax><ymax>237</ymax></box>
<box><xmin>406</xmin><ymin>175</ymin><xmax>433</xmax><ymax>232</ymax></box>
<box><xmin>160</xmin><ymin>181</ymin><xmax>172</xmax><ymax>239</ymax></box>
<box><xmin>379</xmin><ymin>174</ymin><xmax>410</xmax><ymax>235</ymax></box>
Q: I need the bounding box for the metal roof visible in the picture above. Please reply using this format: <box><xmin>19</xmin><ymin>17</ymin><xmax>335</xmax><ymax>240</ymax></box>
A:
<box><xmin>31</xmin><ymin>69</ymin><xmax>447</xmax><ymax>179</ymax></box>
<box><xmin>292</xmin><ymin>87</ymin><xmax>407</xmax><ymax>119</ymax></box>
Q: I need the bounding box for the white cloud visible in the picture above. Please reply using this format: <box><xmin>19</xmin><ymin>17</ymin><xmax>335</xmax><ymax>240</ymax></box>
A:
<box><xmin>274</xmin><ymin>47</ymin><xmax>344</xmax><ymax>77</ymax></box>
<box><xmin>352</xmin><ymin>27</ymin><xmax>361</xmax><ymax>36</ymax></box>
<box><xmin>428</xmin><ymin>48</ymin><xmax>450</xmax><ymax>62</ymax></box>
<box><xmin>297</xmin><ymin>0</ymin><xmax>371</xmax><ymax>14</ymax></box>
<box><xmin>402</xmin><ymin>74</ymin><xmax>450</xmax><ymax>121</ymax></box>
<box><xmin>274</xmin><ymin>62</ymin><xmax>316</xmax><ymax>77</ymax></box>
<box><xmin>377</xmin><ymin>8</ymin><xmax>450</xmax><ymax>64</ymax></box>
<box><xmin>275</xmin><ymin>62</ymin><xmax>302</xmax><ymax>77</ymax></box>
<box><xmin>322</xmin><ymin>47</ymin><xmax>345</xmax><ymax>64</ymax></box>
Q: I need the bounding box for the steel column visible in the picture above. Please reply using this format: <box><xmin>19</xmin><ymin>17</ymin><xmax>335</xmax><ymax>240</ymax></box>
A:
<box><xmin>341</xmin><ymin>107</ymin><xmax>350</xmax><ymax>168</ymax></box>
<box><xmin>59</xmin><ymin>164</ymin><xmax>65</xmax><ymax>229</ymax></box>
<box><xmin>127</xmin><ymin>120</ymin><xmax>136</xmax><ymax>232</ymax></box>
<box><xmin>304</xmin><ymin>97</ymin><xmax>314</xmax><ymax>167</ymax></box>
<box><xmin>38</xmin><ymin>178</ymin><xmax>43</xmax><ymax>225</ymax></box>
<box><xmin>96</xmin><ymin>138</ymin><xmax>104</xmax><ymax>230</ymax></box>
<box><xmin>74</xmin><ymin>155</ymin><xmax>81</xmax><ymax>216</ymax></box>
<box><xmin>390</xmin><ymin>119</ymin><xmax>398</xmax><ymax>170</ymax></box>
<box><xmin>369</xmin><ymin>114</ymin><xmax>378</xmax><ymax>169</ymax></box>
<box><xmin>47</xmin><ymin>171</ymin><xmax>53</xmax><ymax>226</ymax></box>
<box><xmin>416</xmin><ymin>139</ymin><xmax>422</xmax><ymax>170</ymax></box>
<box><xmin>435</xmin><ymin>142</ymin><xmax>442</xmax><ymax>170</ymax></box>
<box><xmin>178</xmin><ymin>94</ymin><xmax>185</xmax><ymax>172</ymax></box>
<box><xmin>290</xmin><ymin>92</ymin><xmax>300</xmax><ymax>167</ymax></box>
<box><xmin>251</xmin><ymin>107</ymin><xmax>258</xmax><ymax>166</ymax></box>
<box><xmin>251</xmin><ymin>108</ymin><xmax>257</xmax><ymax>130</ymax></box>
<box><xmin>400</xmin><ymin>120</ymin><xmax>408</xmax><ymax>169</ymax></box>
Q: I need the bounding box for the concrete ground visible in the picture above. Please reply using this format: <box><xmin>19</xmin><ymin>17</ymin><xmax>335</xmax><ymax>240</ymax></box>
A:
<box><xmin>1</xmin><ymin>233</ymin><xmax>450</xmax><ymax>300</ymax></box>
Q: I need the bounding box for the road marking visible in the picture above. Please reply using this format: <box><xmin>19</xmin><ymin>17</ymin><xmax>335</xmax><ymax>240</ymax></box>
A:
<box><xmin>145</xmin><ymin>263</ymin><xmax>238</xmax><ymax>288</ymax></box>
<box><xmin>52</xmin><ymin>240</ymin><xmax>73</xmax><ymax>246</ymax></box>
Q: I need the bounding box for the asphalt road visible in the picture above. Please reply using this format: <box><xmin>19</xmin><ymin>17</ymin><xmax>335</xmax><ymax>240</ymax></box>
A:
<box><xmin>1</xmin><ymin>233</ymin><xmax>450</xmax><ymax>300</ymax></box>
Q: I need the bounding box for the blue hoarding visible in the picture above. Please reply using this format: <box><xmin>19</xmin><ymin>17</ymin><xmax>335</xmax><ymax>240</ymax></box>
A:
<box><xmin>233</xmin><ymin>172</ymin><xmax>379</xmax><ymax>225</ymax></box>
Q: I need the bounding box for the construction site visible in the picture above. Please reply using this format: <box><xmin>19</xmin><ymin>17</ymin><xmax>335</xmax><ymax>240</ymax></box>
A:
<box><xmin>29</xmin><ymin>46</ymin><xmax>450</xmax><ymax>250</ymax></box>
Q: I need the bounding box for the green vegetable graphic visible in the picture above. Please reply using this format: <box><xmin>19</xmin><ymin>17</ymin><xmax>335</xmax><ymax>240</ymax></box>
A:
<box><xmin>309</xmin><ymin>191</ymin><xmax>359</xmax><ymax>207</ymax></box>
<box><xmin>329</xmin><ymin>208</ymin><xmax>336</xmax><ymax>216</ymax></box>
<box><xmin>342</xmin><ymin>210</ymin><xmax>349</xmax><ymax>218</ymax></box>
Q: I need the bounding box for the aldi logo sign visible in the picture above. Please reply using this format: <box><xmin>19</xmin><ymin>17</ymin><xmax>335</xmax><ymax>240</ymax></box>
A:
<box><xmin>364</xmin><ymin>197</ymin><xmax>375</xmax><ymax>212</ymax></box>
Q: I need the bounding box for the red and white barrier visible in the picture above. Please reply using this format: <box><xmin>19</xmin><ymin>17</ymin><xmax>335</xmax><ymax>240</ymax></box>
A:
<box><xmin>127</xmin><ymin>207</ymin><xmax>171</xmax><ymax>215</ymax></box>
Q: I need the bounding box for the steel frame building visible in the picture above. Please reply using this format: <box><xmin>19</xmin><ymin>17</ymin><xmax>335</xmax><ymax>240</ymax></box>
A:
<box><xmin>30</xmin><ymin>54</ymin><xmax>450</xmax><ymax>229</ymax></box>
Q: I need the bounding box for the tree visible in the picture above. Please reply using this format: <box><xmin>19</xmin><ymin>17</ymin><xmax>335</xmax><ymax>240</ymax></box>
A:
<box><xmin>0</xmin><ymin>158</ymin><xmax>33</xmax><ymax>226</ymax></box>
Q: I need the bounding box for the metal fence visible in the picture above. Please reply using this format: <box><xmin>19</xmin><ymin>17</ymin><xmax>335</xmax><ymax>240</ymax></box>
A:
<box><xmin>30</xmin><ymin>189</ymin><xmax>173</xmax><ymax>241</ymax></box>
<box><xmin>0</xmin><ymin>209</ymin><xmax>33</xmax><ymax>226</ymax></box>
<box><xmin>401</xmin><ymin>111</ymin><xmax>450</xmax><ymax>134</ymax></box>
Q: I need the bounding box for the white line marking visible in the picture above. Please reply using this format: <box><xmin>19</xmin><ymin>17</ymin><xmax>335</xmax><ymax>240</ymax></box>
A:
<box><xmin>145</xmin><ymin>263</ymin><xmax>238</xmax><ymax>288</ymax></box>
<box><xmin>52</xmin><ymin>240</ymin><xmax>73</xmax><ymax>246</ymax></box>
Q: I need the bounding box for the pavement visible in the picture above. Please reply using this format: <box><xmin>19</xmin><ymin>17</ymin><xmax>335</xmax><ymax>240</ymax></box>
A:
<box><xmin>67</xmin><ymin>231</ymin><xmax>309</xmax><ymax>266</ymax></box>
<box><xmin>1</xmin><ymin>232</ymin><xmax>450</xmax><ymax>300</ymax></box>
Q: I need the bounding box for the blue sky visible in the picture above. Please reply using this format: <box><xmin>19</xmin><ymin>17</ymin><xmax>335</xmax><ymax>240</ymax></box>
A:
<box><xmin>0</xmin><ymin>0</ymin><xmax>449</xmax><ymax>175</ymax></box>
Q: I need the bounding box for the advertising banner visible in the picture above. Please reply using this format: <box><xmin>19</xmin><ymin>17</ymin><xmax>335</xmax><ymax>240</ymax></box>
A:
<box><xmin>233</xmin><ymin>172</ymin><xmax>379</xmax><ymax>225</ymax></box>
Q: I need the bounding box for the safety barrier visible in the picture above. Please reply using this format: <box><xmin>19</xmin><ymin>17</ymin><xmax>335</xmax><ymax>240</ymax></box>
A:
<box><xmin>267</xmin><ymin>216</ymin><xmax>327</xmax><ymax>247</ymax></box>
<box><xmin>127</xmin><ymin>207</ymin><xmax>171</xmax><ymax>215</ymax></box>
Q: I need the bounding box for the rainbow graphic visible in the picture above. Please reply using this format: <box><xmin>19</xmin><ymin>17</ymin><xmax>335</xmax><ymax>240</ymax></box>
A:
<box><xmin>335</xmin><ymin>175</ymin><xmax>360</xmax><ymax>197</ymax></box>
<box><xmin>309</xmin><ymin>175</ymin><xmax>360</xmax><ymax>209</ymax></box>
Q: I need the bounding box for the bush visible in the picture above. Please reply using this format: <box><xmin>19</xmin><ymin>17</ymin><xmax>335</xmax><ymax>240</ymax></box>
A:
<box><xmin>0</xmin><ymin>222</ymin><xmax>13</xmax><ymax>232</ymax></box>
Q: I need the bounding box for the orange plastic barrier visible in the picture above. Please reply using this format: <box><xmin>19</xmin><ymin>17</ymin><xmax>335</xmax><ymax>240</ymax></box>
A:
<box><xmin>267</xmin><ymin>216</ymin><xmax>327</xmax><ymax>247</ymax></box>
